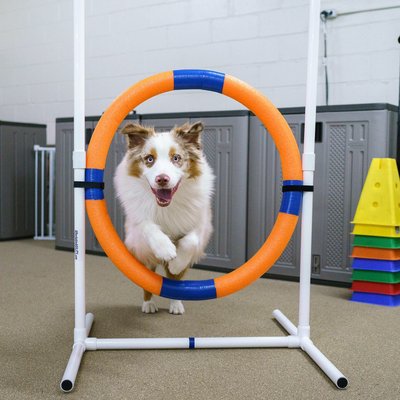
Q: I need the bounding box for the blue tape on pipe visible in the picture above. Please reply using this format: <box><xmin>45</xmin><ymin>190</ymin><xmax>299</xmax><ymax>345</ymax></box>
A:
<box><xmin>279</xmin><ymin>180</ymin><xmax>303</xmax><ymax>215</ymax></box>
<box><xmin>189</xmin><ymin>337</ymin><xmax>195</xmax><ymax>349</ymax></box>
<box><xmin>173</xmin><ymin>69</ymin><xmax>225</xmax><ymax>93</ymax></box>
<box><xmin>160</xmin><ymin>278</ymin><xmax>217</xmax><ymax>300</ymax></box>
<box><xmin>85</xmin><ymin>168</ymin><xmax>104</xmax><ymax>200</ymax></box>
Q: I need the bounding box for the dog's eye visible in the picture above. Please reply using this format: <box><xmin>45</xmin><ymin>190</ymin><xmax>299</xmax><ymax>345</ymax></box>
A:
<box><xmin>145</xmin><ymin>155</ymin><xmax>154</xmax><ymax>164</ymax></box>
<box><xmin>172</xmin><ymin>154</ymin><xmax>181</xmax><ymax>163</ymax></box>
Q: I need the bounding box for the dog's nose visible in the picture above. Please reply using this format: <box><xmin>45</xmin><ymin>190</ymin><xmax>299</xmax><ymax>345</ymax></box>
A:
<box><xmin>155</xmin><ymin>174</ymin><xmax>170</xmax><ymax>187</ymax></box>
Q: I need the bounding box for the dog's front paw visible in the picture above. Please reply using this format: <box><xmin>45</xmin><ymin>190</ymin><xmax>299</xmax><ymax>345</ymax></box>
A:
<box><xmin>151</xmin><ymin>236</ymin><xmax>177</xmax><ymax>262</ymax></box>
<box><xmin>167</xmin><ymin>257</ymin><xmax>187</xmax><ymax>275</ymax></box>
<box><xmin>169</xmin><ymin>300</ymin><xmax>185</xmax><ymax>315</ymax></box>
<box><xmin>142</xmin><ymin>300</ymin><xmax>158</xmax><ymax>314</ymax></box>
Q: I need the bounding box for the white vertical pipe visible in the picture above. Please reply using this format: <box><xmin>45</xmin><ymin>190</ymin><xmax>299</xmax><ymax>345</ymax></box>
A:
<box><xmin>73</xmin><ymin>0</ymin><xmax>86</xmax><ymax>341</ymax></box>
<box><xmin>298</xmin><ymin>0</ymin><xmax>321</xmax><ymax>336</ymax></box>
<box><xmin>60</xmin><ymin>2</ymin><xmax>86</xmax><ymax>391</ymax></box>
<box><xmin>48</xmin><ymin>150</ymin><xmax>54</xmax><ymax>238</ymax></box>
<box><xmin>41</xmin><ymin>150</ymin><xmax>45</xmax><ymax>237</ymax></box>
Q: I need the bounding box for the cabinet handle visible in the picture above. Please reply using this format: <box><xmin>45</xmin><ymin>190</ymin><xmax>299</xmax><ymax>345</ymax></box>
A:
<box><xmin>85</xmin><ymin>128</ymin><xmax>93</xmax><ymax>145</ymax></box>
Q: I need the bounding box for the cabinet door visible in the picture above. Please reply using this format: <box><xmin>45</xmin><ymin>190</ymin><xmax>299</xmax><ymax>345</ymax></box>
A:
<box><xmin>248</xmin><ymin>110</ymin><xmax>392</xmax><ymax>284</ymax></box>
<box><xmin>139</xmin><ymin>116</ymin><xmax>249</xmax><ymax>269</ymax></box>
<box><xmin>247</xmin><ymin>115</ymin><xmax>302</xmax><ymax>278</ymax></box>
<box><xmin>314</xmin><ymin>112</ymin><xmax>371</xmax><ymax>283</ymax></box>
<box><xmin>0</xmin><ymin>125</ymin><xmax>46</xmax><ymax>238</ymax></box>
<box><xmin>55</xmin><ymin>121</ymin><xmax>94</xmax><ymax>250</ymax></box>
<box><xmin>197</xmin><ymin>116</ymin><xmax>248</xmax><ymax>269</ymax></box>
<box><xmin>142</xmin><ymin>118</ymin><xmax>188</xmax><ymax>133</ymax></box>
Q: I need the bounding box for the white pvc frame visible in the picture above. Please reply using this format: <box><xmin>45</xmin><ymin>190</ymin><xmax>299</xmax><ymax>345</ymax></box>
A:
<box><xmin>61</xmin><ymin>0</ymin><xmax>348</xmax><ymax>392</ymax></box>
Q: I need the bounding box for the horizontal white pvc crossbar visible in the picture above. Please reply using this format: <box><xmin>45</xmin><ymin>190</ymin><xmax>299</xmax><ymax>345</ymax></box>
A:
<box><xmin>85</xmin><ymin>336</ymin><xmax>298</xmax><ymax>350</ymax></box>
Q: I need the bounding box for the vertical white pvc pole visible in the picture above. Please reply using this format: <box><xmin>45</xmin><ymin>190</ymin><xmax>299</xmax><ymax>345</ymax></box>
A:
<box><xmin>61</xmin><ymin>2</ymin><xmax>87</xmax><ymax>391</ymax></box>
<box><xmin>298</xmin><ymin>0</ymin><xmax>320</xmax><ymax>337</ymax></box>
<box><xmin>60</xmin><ymin>0</ymin><xmax>86</xmax><ymax>392</ymax></box>
<box><xmin>73</xmin><ymin>0</ymin><xmax>86</xmax><ymax>343</ymax></box>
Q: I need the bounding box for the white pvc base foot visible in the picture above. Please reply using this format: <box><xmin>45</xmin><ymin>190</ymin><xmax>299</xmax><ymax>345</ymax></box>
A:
<box><xmin>60</xmin><ymin>313</ymin><xmax>94</xmax><ymax>392</ymax></box>
<box><xmin>274</xmin><ymin>309</ymin><xmax>348</xmax><ymax>389</ymax></box>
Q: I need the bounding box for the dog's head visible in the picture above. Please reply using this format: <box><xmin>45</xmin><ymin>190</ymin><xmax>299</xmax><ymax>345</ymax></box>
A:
<box><xmin>121</xmin><ymin>121</ymin><xmax>204</xmax><ymax>207</ymax></box>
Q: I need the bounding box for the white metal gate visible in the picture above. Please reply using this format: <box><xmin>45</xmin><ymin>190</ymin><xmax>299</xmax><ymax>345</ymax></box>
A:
<box><xmin>34</xmin><ymin>145</ymin><xmax>56</xmax><ymax>240</ymax></box>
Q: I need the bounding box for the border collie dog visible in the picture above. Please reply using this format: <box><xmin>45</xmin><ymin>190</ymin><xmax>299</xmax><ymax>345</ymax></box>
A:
<box><xmin>114</xmin><ymin>122</ymin><xmax>214</xmax><ymax>315</ymax></box>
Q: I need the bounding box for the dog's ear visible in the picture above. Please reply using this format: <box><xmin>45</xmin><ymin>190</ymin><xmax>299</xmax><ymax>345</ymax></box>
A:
<box><xmin>174</xmin><ymin>121</ymin><xmax>203</xmax><ymax>149</ymax></box>
<box><xmin>120</xmin><ymin>123</ymin><xmax>153</xmax><ymax>148</ymax></box>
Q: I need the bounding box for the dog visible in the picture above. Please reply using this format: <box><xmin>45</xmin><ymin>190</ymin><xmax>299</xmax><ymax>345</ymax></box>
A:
<box><xmin>114</xmin><ymin>121</ymin><xmax>214</xmax><ymax>315</ymax></box>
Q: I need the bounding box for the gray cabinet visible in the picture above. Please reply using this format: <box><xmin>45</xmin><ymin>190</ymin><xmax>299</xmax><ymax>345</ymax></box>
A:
<box><xmin>56</xmin><ymin>112</ymin><xmax>249</xmax><ymax>270</ymax></box>
<box><xmin>0</xmin><ymin>121</ymin><xmax>46</xmax><ymax>239</ymax></box>
<box><xmin>247</xmin><ymin>104</ymin><xmax>398</xmax><ymax>283</ymax></box>
<box><xmin>142</xmin><ymin>112</ymin><xmax>249</xmax><ymax>269</ymax></box>
<box><xmin>55</xmin><ymin>104</ymin><xmax>397</xmax><ymax>284</ymax></box>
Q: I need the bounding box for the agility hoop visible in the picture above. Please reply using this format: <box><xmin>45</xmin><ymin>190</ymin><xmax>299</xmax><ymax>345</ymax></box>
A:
<box><xmin>83</xmin><ymin>69</ymin><xmax>303</xmax><ymax>300</ymax></box>
<box><xmin>62</xmin><ymin>1</ymin><xmax>348</xmax><ymax>391</ymax></box>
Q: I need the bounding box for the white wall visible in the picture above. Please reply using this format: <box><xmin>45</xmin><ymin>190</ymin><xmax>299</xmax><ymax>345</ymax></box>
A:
<box><xmin>0</xmin><ymin>0</ymin><xmax>399</xmax><ymax>144</ymax></box>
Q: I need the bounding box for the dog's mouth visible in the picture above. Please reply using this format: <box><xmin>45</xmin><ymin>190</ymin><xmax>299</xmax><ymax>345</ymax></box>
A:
<box><xmin>151</xmin><ymin>182</ymin><xmax>180</xmax><ymax>207</ymax></box>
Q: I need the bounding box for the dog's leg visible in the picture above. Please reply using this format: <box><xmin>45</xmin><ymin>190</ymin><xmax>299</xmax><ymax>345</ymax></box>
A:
<box><xmin>142</xmin><ymin>222</ymin><xmax>177</xmax><ymax>262</ymax></box>
<box><xmin>141</xmin><ymin>264</ymin><xmax>159</xmax><ymax>314</ymax></box>
<box><xmin>164</xmin><ymin>267</ymin><xmax>187</xmax><ymax>315</ymax></box>
<box><xmin>125</xmin><ymin>224</ymin><xmax>178</xmax><ymax>314</ymax></box>
<box><xmin>142</xmin><ymin>289</ymin><xmax>158</xmax><ymax>314</ymax></box>
<box><xmin>168</xmin><ymin>231</ymin><xmax>200</xmax><ymax>276</ymax></box>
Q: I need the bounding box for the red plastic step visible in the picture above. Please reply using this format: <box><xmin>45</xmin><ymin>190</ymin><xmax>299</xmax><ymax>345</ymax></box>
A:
<box><xmin>351</xmin><ymin>281</ymin><xmax>400</xmax><ymax>295</ymax></box>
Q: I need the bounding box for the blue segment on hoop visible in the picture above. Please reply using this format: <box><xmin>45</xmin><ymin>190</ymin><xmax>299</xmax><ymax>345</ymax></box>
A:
<box><xmin>280</xmin><ymin>180</ymin><xmax>303</xmax><ymax>216</ymax></box>
<box><xmin>173</xmin><ymin>69</ymin><xmax>225</xmax><ymax>93</ymax></box>
<box><xmin>189</xmin><ymin>337</ymin><xmax>195</xmax><ymax>349</ymax></box>
<box><xmin>85</xmin><ymin>168</ymin><xmax>104</xmax><ymax>200</ymax></box>
<box><xmin>160</xmin><ymin>278</ymin><xmax>217</xmax><ymax>300</ymax></box>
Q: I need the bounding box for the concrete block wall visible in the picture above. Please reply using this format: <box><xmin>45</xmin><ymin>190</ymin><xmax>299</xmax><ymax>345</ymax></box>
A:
<box><xmin>0</xmin><ymin>0</ymin><xmax>399</xmax><ymax>144</ymax></box>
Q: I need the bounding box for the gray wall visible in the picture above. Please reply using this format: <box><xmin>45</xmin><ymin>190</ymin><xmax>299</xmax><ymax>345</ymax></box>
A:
<box><xmin>2</xmin><ymin>1</ymin><xmax>400</xmax><ymax>144</ymax></box>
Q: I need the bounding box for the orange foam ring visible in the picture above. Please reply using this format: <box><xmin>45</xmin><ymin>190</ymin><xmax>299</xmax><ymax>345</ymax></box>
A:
<box><xmin>222</xmin><ymin>75</ymin><xmax>302</xmax><ymax>181</ymax></box>
<box><xmin>86</xmin><ymin>199</ymin><xmax>163</xmax><ymax>295</ymax></box>
<box><xmin>86</xmin><ymin>71</ymin><xmax>302</xmax><ymax>298</ymax></box>
<box><xmin>215</xmin><ymin>213</ymin><xmax>298</xmax><ymax>298</ymax></box>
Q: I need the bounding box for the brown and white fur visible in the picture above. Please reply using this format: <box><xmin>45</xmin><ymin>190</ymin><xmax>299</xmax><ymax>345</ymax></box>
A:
<box><xmin>114</xmin><ymin>121</ymin><xmax>214</xmax><ymax>315</ymax></box>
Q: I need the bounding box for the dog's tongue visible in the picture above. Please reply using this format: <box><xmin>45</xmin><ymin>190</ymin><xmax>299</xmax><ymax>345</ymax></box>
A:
<box><xmin>155</xmin><ymin>188</ymin><xmax>173</xmax><ymax>201</ymax></box>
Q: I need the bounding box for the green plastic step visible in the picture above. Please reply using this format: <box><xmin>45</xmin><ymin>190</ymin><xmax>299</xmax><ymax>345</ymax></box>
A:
<box><xmin>352</xmin><ymin>235</ymin><xmax>400</xmax><ymax>249</ymax></box>
<box><xmin>352</xmin><ymin>270</ymin><xmax>400</xmax><ymax>283</ymax></box>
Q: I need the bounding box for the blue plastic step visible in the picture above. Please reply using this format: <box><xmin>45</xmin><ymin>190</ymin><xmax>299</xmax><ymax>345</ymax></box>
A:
<box><xmin>350</xmin><ymin>292</ymin><xmax>400</xmax><ymax>307</ymax></box>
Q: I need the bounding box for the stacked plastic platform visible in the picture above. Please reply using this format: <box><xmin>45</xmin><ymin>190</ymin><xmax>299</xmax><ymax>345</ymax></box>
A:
<box><xmin>350</xmin><ymin>158</ymin><xmax>400</xmax><ymax>306</ymax></box>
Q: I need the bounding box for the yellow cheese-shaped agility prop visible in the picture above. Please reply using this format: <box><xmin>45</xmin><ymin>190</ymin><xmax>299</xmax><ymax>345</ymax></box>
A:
<box><xmin>352</xmin><ymin>158</ymin><xmax>400</xmax><ymax>237</ymax></box>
